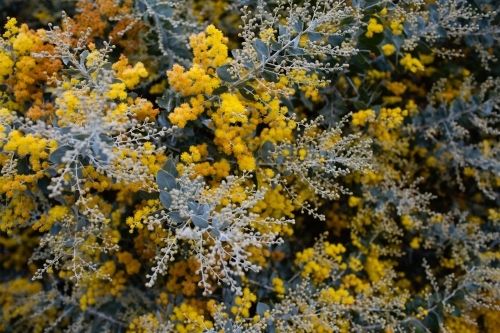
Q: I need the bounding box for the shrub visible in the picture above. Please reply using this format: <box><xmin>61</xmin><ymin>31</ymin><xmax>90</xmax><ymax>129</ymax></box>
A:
<box><xmin>1</xmin><ymin>0</ymin><xmax>500</xmax><ymax>332</ymax></box>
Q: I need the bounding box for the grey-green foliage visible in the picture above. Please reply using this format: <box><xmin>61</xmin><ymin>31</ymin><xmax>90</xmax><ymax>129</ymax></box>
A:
<box><xmin>412</xmin><ymin>76</ymin><xmax>500</xmax><ymax>198</ymax></box>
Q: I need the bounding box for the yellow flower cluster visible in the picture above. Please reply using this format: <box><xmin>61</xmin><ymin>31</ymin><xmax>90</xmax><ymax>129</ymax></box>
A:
<box><xmin>125</xmin><ymin>199</ymin><xmax>162</xmax><ymax>233</ymax></box>
<box><xmin>272</xmin><ymin>277</ymin><xmax>285</xmax><ymax>295</ymax></box>
<box><xmin>0</xmin><ymin>194</ymin><xmax>35</xmax><ymax>232</ymax></box>
<box><xmin>289</xmin><ymin>69</ymin><xmax>325</xmax><ymax>90</ymax></box>
<box><xmin>352</xmin><ymin>109</ymin><xmax>375</xmax><ymax>126</ymax></box>
<box><xmin>378</xmin><ymin>107</ymin><xmax>408</xmax><ymax>129</ymax></box>
<box><xmin>381</xmin><ymin>44</ymin><xmax>396</xmax><ymax>56</ymax></box>
<box><xmin>0</xmin><ymin>278</ymin><xmax>42</xmax><ymax>326</ymax></box>
<box><xmin>324</xmin><ymin>242</ymin><xmax>347</xmax><ymax>261</ymax></box>
<box><xmin>237</xmin><ymin>155</ymin><xmax>256</xmax><ymax>171</ymax></box>
<box><xmin>259</xmin><ymin>115</ymin><xmax>296</xmax><ymax>143</ymax></box>
<box><xmin>210</xmin><ymin>92</ymin><xmax>257</xmax><ymax>171</ymax></box>
<box><xmin>193</xmin><ymin>24</ymin><xmax>229</xmax><ymax>68</ymax></box>
<box><xmin>218</xmin><ymin>183</ymin><xmax>247</xmax><ymax>206</ymax></box>
<box><xmin>348</xmin><ymin>196</ymin><xmax>362</xmax><ymax>207</ymax></box>
<box><xmin>116</xmin><ymin>251</ymin><xmax>141</xmax><ymax>275</ymax></box>
<box><xmin>107</xmin><ymin>83</ymin><xmax>128</xmax><ymax>100</ymax></box>
<box><xmin>247</xmin><ymin>246</ymin><xmax>271</xmax><ymax>267</ymax></box>
<box><xmin>400</xmin><ymin>215</ymin><xmax>413</xmax><ymax>230</ymax></box>
<box><xmin>419</xmin><ymin>53</ymin><xmax>435</xmax><ymax>65</ymax></box>
<box><xmin>181</xmin><ymin>146</ymin><xmax>202</xmax><ymax>163</ymax></box>
<box><xmin>33</xmin><ymin>205</ymin><xmax>71</xmax><ymax>232</ymax></box>
<box><xmin>390</xmin><ymin>20</ymin><xmax>404</xmax><ymax>35</ymax></box>
<box><xmin>405</xmin><ymin>99</ymin><xmax>419</xmax><ymax>115</ymax></box>
<box><xmin>79</xmin><ymin>261</ymin><xmax>127</xmax><ymax>310</ymax></box>
<box><xmin>190</xmin><ymin>158</ymin><xmax>231</xmax><ymax>180</ymax></box>
<box><xmin>385</xmin><ymin>81</ymin><xmax>407</xmax><ymax>96</ymax></box>
<box><xmin>166</xmin><ymin>259</ymin><xmax>202</xmax><ymax>297</ymax></box>
<box><xmin>55</xmin><ymin>91</ymin><xmax>83</xmax><ymax>126</ymax></box>
<box><xmin>301</xmin><ymin>78</ymin><xmax>324</xmax><ymax>102</ymax></box>
<box><xmin>382</xmin><ymin>96</ymin><xmax>403</xmax><ymax>105</ymax></box>
<box><xmin>3</xmin><ymin>18</ymin><xmax>34</xmax><ymax>57</ymax></box>
<box><xmin>400</xmin><ymin>54</ymin><xmax>425</xmax><ymax>73</ymax></box>
<box><xmin>341</xmin><ymin>273</ymin><xmax>370</xmax><ymax>293</ymax></box>
<box><xmin>295</xmin><ymin>243</ymin><xmax>345</xmax><ymax>283</ymax></box>
<box><xmin>1</xmin><ymin>18</ymin><xmax>62</xmax><ymax>114</ymax></box>
<box><xmin>169</xmin><ymin>94</ymin><xmax>206</xmax><ymax>129</ymax></box>
<box><xmin>319</xmin><ymin>287</ymin><xmax>354</xmax><ymax>305</ymax></box>
<box><xmin>128</xmin><ymin>313</ymin><xmax>161</xmax><ymax>333</ymax></box>
<box><xmin>169</xmin><ymin>63</ymin><xmax>220</xmax><ymax>97</ymax></box>
<box><xmin>170</xmin><ymin>302</ymin><xmax>213</xmax><ymax>333</ymax></box>
<box><xmin>360</xmin><ymin>170</ymin><xmax>384</xmax><ymax>185</ymax></box>
<box><xmin>410</xmin><ymin>237</ymin><xmax>422</xmax><ymax>249</ymax></box>
<box><xmin>3</xmin><ymin>18</ymin><xmax>19</xmax><ymax>38</ymax></box>
<box><xmin>231</xmin><ymin>288</ymin><xmax>257</xmax><ymax>319</ymax></box>
<box><xmin>12</xmin><ymin>28</ymin><xmax>34</xmax><ymax>56</ymax></box>
<box><xmin>111</xmin><ymin>55</ymin><xmax>148</xmax><ymax>89</ymax></box>
<box><xmin>3</xmin><ymin>130</ymin><xmax>52</xmax><ymax>171</ymax></box>
<box><xmin>487</xmin><ymin>209</ymin><xmax>500</xmax><ymax>223</ymax></box>
<box><xmin>167</xmin><ymin>25</ymin><xmax>228</xmax><ymax>100</ymax></box>
<box><xmin>216</xmin><ymin>93</ymin><xmax>248</xmax><ymax>124</ymax></box>
<box><xmin>444</xmin><ymin>314</ymin><xmax>479</xmax><ymax>333</ymax></box>
<box><xmin>79</xmin><ymin>165</ymin><xmax>113</xmax><ymax>193</ymax></box>
<box><xmin>149</xmin><ymin>79</ymin><xmax>167</xmax><ymax>95</ymax></box>
<box><xmin>0</xmin><ymin>51</ymin><xmax>14</xmax><ymax>78</ymax></box>
<box><xmin>365</xmin><ymin>249</ymin><xmax>392</xmax><ymax>283</ymax></box>
<box><xmin>441</xmin><ymin>258</ymin><xmax>456</xmax><ymax>269</ymax></box>
<box><xmin>366</xmin><ymin>69</ymin><xmax>391</xmax><ymax>83</ymax></box>
<box><xmin>298</xmin><ymin>148</ymin><xmax>307</xmax><ymax>160</ymax></box>
<box><xmin>365</xmin><ymin>18</ymin><xmax>384</xmax><ymax>38</ymax></box>
<box><xmin>483</xmin><ymin>307</ymin><xmax>500</xmax><ymax>333</ymax></box>
<box><xmin>130</xmin><ymin>98</ymin><xmax>159</xmax><ymax>121</ymax></box>
<box><xmin>251</xmin><ymin>184</ymin><xmax>295</xmax><ymax>220</ymax></box>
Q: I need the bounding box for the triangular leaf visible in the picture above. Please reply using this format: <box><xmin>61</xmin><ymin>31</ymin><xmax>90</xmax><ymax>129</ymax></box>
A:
<box><xmin>253</xmin><ymin>39</ymin><xmax>269</xmax><ymax>57</ymax></box>
<box><xmin>256</xmin><ymin>302</ymin><xmax>270</xmax><ymax>317</ymax></box>
<box><xmin>238</xmin><ymin>85</ymin><xmax>257</xmax><ymax>101</ymax></box>
<box><xmin>307</xmin><ymin>32</ymin><xmax>322</xmax><ymax>42</ymax></box>
<box><xmin>212</xmin><ymin>86</ymin><xmax>229</xmax><ymax>95</ymax></box>
<box><xmin>425</xmin><ymin>312</ymin><xmax>440</xmax><ymax>332</ymax></box>
<box><xmin>211</xmin><ymin>226</ymin><xmax>220</xmax><ymax>237</ymax></box>
<box><xmin>157</xmin><ymin>169</ymin><xmax>177</xmax><ymax>191</ymax></box>
<box><xmin>191</xmin><ymin>215</ymin><xmax>209</xmax><ymax>229</ymax></box>
<box><xmin>49</xmin><ymin>145</ymin><xmax>73</xmax><ymax>165</ymax></box>
<box><xmin>261</xmin><ymin>70</ymin><xmax>279</xmax><ymax>83</ymax></box>
<box><xmin>453</xmin><ymin>290</ymin><xmax>465</xmax><ymax>301</ymax></box>
<box><xmin>291</xmin><ymin>20</ymin><xmax>303</xmax><ymax>33</ymax></box>
<box><xmin>167</xmin><ymin>211</ymin><xmax>186</xmax><ymax>223</ymax></box>
<box><xmin>217</xmin><ymin>65</ymin><xmax>238</xmax><ymax>82</ymax></box>
<box><xmin>162</xmin><ymin>159</ymin><xmax>179</xmax><ymax>178</ymax></box>
<box><xmin>160</xmin><ymin>191</ymin><xmax>173</xmax><ymax>209</ymax></box>
<box><xmin>80</xmin><ymin>50</ymin><xmax>89</xmax><ymax>68</ymax></box>
<box><xmin>261</xmin><ymin>141</ymin><xmax>275</xmax><ymax>162</ymax></box>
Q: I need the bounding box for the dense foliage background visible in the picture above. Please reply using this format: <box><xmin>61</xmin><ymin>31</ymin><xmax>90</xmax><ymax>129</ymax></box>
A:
<box><xmin>1</xmin><ymin>0</ymin><xmax>500</xmax><ymax>332</ymax></box>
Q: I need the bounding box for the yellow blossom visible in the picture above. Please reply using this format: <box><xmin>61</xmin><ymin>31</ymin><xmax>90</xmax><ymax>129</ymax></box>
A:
<box><xmin>237</xmin><ymin>155</ymin><xmax>256</xmax><ymax>171</ymax></box>
<box><xmin>365</xmin><ymin>18</ymin><xmax>384</xmax><ymax>38</ymax></box>
<box><xmin>400</xmin><ymin>54</ymin><xmax>425</xmax><ymax>73</ymax></box>
<box><xmin>0</xmin><ymin>51</ymin><xmax>14</xmax><ymax>77</ymax></box>
<box><xmin>381</xmin><ymin>44</ymin><xmax>396</xmax><ymax>56</ymax></box>
<box><xmin>352</xmin><ymin>109</ymin><xmax>375</xmax><ymax>126</ymax></box>
<box><xmin>390</xmin><ymin>20</ymin><xmax>404</xmax><ymax>35</ymax></box>
<box><xmin>385</xmin><ymin>81</ymin><xmax>407</xmax><ymax>96</ymax></box>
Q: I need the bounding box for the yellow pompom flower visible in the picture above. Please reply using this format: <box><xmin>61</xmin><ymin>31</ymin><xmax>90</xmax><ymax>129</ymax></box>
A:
<box><xmin>365</xmin><ymin>18</ymin><xmax>384</xmax><ymax>38</ymax></box>
<box><xmin>351</xmin><ymin>109</ymin><xmax>375</xmax><ymax>126</ymax></box>
<box><xmin>400</xmin><ymin>54</ymin><xmax>425</xmax><ymax>73</ymax></box>
<box><xmin>237</xmin><ymin>155</ymin><xmax>256</xmax><ymax>171</ymax></box>
<box><xmin>381</xmin><ymin>44</ymin><xmax>396</xmax><ymax>56</ymax></box>
<box><xmin>390</xmin><ymin>20</ymin><xmax>404</xmax><ymax>35</ymax></box>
